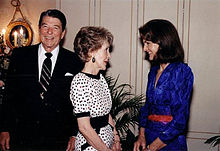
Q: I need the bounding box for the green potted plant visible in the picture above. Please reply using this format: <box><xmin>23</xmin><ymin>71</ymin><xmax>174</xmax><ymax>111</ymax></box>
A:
<box><xmin>105</xmin><ymin>75</ymin><xmax>145</xmax><ymax>151</ymax></box>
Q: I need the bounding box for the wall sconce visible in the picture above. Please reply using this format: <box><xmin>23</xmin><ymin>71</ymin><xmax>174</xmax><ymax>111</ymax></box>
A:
<box><xmin>5</xmin><ymin>21</ymin><xmax>33</xmax><ymax>50</ymax></box>
<box><xmin>5</xmin><ymin>0</ymin><xmax>33</xmax><ymax>50</ymax></box>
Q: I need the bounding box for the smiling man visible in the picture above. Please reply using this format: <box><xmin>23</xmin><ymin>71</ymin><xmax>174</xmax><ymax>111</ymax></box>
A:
<box><xmin>0</xmin><ymin>9</ymin><xmax>83</xmax><ymax>151</ymax></box>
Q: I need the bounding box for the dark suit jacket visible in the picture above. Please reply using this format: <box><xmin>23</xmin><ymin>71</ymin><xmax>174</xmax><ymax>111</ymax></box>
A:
<box><xmin>0</xmin><ymin>44</ymin><xmax>84</xmax><ymax>149</ymax></box>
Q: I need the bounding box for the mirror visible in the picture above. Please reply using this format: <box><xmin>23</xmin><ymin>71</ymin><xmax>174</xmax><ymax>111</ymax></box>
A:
<box><xmin>5</xmin><ymin>21</ymin><xmax>33</xmax><ymax>50</ymax></box>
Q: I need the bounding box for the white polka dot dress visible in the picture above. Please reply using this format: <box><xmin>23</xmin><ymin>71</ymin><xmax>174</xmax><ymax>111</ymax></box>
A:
<box><xmin>70</xmin><ymin>72</ymin><xmax>114</xmax><ymax>151</ymax></box>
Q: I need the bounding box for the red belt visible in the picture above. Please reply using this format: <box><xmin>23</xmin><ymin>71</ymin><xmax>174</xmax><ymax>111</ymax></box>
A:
<box><xmin>148</xmin><ymin>115</ymin><xmax>173</xmax><ymax>122</ymax></box>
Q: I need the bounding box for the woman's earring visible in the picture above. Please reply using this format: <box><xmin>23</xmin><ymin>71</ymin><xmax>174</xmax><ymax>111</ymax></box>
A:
<box><xmin>92</xmin><ymin>57</ymin><xmax>95</xmax><ymax>63</ymax></box>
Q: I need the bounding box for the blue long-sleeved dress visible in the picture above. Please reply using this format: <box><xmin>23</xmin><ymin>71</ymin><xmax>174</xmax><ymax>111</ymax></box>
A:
<box><xmin>139</xmin><ymin>62</ymin><xmax>194</xmax><ymax>151</ymax></box>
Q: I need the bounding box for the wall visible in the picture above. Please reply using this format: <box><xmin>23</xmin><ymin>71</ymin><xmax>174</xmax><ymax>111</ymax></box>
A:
<box><xmin>0</xmin><ymin>0</ymin><xmax>220</xmax><ymax>150</ymax></box>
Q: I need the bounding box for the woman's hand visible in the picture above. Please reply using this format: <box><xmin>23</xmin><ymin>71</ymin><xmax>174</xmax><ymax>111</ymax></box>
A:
<box><xmin>112</xmin><ymin>134</ymin><xmax>122</xmax><ymax>151</ymax></box>
<box><xmin>148</xmin><ymin>137</ymin><xmax>166</xmax><ymax>151</ymax></box>
<box><xmin>133</xmin><ymin>127</ymin><xmax>146</xmax><ymax>151</ymax></box>
<box><xmin>108</xmin><ymin>114</ymin><xmax>122</xmax><ymax>151</ymax></box>
<box><xmin>112</xmin><ymin>141</ymin><xmax>122</xmax><ymax>151</ymax></box>
<box><xmin>133</xmin><ymin>135</ymin><xmax>146</xmax><ymax>151</ymax></box>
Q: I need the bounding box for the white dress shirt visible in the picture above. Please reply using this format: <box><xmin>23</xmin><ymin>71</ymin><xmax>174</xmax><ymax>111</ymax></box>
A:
<box><xmin>38</xmin><ymin>44</ymin><xmax>59</xmax><ymax>80</ymax></box>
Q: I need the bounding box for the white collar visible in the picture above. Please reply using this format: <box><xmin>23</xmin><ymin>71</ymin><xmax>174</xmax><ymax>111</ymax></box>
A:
<box><xmin>39</xmin><ymin>43</ymin><xmax>59</xmax><ymax>58</ymax></box>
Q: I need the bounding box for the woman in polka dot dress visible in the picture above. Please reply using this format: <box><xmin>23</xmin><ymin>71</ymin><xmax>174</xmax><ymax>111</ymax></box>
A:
<box><xmin>70</xmin><ymin>26</ymin><xmax>122</xmax><ymax>151</ymax></box>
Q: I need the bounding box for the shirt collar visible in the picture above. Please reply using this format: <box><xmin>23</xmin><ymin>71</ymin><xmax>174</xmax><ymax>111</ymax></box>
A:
<box><xmin>39</xmin><ymin>43</ymin><xmax>59</xmax><ymax>58</ymax></box>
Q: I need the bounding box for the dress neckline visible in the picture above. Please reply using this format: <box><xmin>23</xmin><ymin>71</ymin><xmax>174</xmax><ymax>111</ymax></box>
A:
<box><xmin>154</xmin><ymin>63</ymin><xmax>171</xmax><ymax>89</ymax></box>
<box><xmin>81</xmin><ymin>72</ymin><xmax>101</xmax><ymax>80</ymax></box>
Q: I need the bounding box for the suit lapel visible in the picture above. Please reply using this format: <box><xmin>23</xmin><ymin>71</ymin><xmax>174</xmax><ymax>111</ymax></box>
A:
<box><xmin>34</xmin><ymin>45</ymin><xmax>40</xmax><ymax>79</ymax></box>
<box><xmin>30</xmin><ymin>44</ymin><xmax>41</xmax><ymax>89</ymax></box>
<box><xmin>51</xmin><ymin>47</ymin><xmax>65</xmax><ymax>79</ymax></box>
<box><xmin>23</xmin><ymin>44</ymin><xmax>40</xmax><ymax>80</ymax></box>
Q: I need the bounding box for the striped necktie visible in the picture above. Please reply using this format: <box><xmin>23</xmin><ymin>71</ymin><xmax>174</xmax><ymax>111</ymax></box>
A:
<box><xmin>40</xmin><ymin>52</ymin><xmax>52</xmax><ymax>99</ymax></box>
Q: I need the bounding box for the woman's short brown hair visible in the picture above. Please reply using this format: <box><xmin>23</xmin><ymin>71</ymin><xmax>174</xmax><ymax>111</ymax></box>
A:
<box><xmin>74</xmin><ymin>26</ymin><xmax>113</xmax><ymax>62</ymax></box>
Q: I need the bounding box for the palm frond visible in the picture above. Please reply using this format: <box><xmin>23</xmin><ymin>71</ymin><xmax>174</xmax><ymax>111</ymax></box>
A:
<box><xmin>120</xmin><ymin>129</ymin><xmax>137</xmax><ymax>151</ymax></box>
<box><xmin>105</xmin><ymin>75</ymin><xmax>145</xmax><ymax>145</ymax></box>
<box><xmin>205</xmin><ymin>135</ymin><xmax>220</xmax><ymax>147</ymax></box>
<box><xmin>111</xmin><ymin>95</ymin><xmax>145</xmax><ymax>118</ymax></box>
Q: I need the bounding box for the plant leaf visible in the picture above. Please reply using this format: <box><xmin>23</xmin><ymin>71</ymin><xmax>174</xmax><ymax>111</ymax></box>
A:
<box><xmin>205</xmin><ymin>135</ymin><xmax>220</xmax><ymax>147</ymax></box>
<box><xmin>105</xmin><ymin>75</ymin><xmax>145</xmax><ymax>142</ymax></box>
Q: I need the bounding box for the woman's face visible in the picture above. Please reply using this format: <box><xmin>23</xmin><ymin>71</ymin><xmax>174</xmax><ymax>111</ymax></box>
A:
<box><xmin>143</xmin><ymin>39</ymin><xmax>159</xmax><ymax>61</ymax></box>
<box><xmin>93</xmin><ymin>41</ymin><xmax>111</xmax><ymax>71</ymax></box>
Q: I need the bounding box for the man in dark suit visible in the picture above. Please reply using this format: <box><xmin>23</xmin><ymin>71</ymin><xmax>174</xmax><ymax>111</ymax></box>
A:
<box><xmin>0</xmin><ymin>9</ymin><xmax>83</xmax><ymax>151</ymax></box>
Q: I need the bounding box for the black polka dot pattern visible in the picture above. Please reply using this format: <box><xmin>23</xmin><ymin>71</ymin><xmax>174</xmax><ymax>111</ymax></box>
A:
<box><xmin>70</xmin><ymin>72</ymin><xmax>114</xmax><ymax>150</ymax></box>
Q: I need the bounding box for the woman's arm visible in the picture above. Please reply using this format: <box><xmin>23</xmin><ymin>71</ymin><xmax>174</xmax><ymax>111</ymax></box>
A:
<box><xmin>108</xmin><ymin>114</ymin><xmax>121</xmax><ymax>151</ymax></box>
<box><xmin>77</xmin><ymin>116</ymin><xmax>112</xmax><ymax>151</ymax></box>
<box><xmin>108</xmin><ymin>115</ymin><xmax>119</xmax><ymax>138</ymax></box>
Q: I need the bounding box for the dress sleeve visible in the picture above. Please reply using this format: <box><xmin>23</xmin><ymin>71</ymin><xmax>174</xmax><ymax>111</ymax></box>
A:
<box><xmin>139</xmin><ymin>100</ymin><xmax>149</xmax><ymax>128</ymax></box>
<box><xmin>70</xmin><ymin>75</ymin><xmax>91</xmax><ymax>117</ymax></box>
<box><xmin>158</xmin><ymin>65</ymin><xmax>194</xmax><ymax>144</ymax></box>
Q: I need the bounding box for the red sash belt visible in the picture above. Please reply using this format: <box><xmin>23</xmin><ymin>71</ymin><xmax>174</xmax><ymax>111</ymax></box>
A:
<box><xmin>148</xmin><ymin>115</ymin><xmax>173</xmax><ymax>122</ymax></box>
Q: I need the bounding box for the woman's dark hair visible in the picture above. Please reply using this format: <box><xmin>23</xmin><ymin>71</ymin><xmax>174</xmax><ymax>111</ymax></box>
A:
<box><xmin>74</xmin><ymin>26</ymin><xmax>113</xmax><ymax>62</ymax></box>
<box><xmin>38</xmin><ymin>9</ymin><xmax>66</xmax><ymax>31</ymax></box>
<box><xmin>139</xmin><ymin>19</ymin><xmax>184</xmax><ymax>63</ymax></box>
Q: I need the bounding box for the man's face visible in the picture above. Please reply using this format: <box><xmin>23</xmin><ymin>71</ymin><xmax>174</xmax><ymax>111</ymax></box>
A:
<box><xmin>39</xmin><ymin>16</ymin><xmax>65</xmax><ymax>52</ymax></box>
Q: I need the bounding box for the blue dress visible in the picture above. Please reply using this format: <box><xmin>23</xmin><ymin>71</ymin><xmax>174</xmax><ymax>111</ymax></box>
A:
<box><xmin>139</xmin><ymin>62</ymin><xmax>194</xmax><ymax>151</ymax></box>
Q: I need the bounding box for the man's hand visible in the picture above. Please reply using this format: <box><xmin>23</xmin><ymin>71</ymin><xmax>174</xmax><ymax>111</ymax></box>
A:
<box><xmin>0</xmin><ymin>132</ymin><xmax>10</xmax><ymax>151</ymax></box>
<box><xmin>66</xmin><ymin>136</ymin><xmax>75</xmax><ymax>151</ymax></box>
<box><xmin>0</xmin><ymin>80</ymin><xmax>4</xmax><ymax>87</ymax></box>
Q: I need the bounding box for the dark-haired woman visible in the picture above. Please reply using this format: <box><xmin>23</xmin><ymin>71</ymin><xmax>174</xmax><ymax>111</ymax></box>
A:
<box><xmin>133</xmin><ymin>19</ymin><xmax>194</xmax><ymax>151</ymax></box>
<box><xmin>70</xmin><ymin>26</ymin><xmax>121</xmax><ymax>151</ymax></box>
